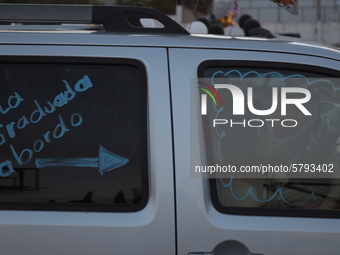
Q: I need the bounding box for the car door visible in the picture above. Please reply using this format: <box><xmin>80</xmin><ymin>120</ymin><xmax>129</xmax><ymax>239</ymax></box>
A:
<box><xmin>169</xmin><ymin>47</ymin><xmax>340</xmax><ymax>255</ymax></box>
<box><xmin>0</xmin><ymin>44</ymin><xmax>175</xmax><ymax>255</ymax></box>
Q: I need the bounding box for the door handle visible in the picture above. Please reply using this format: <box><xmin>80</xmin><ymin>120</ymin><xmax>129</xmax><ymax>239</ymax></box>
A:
<box><xmin>189</xmin><ymin>253</ymin><xmax>262</xmax><ymax>255</ymax></box>
<box><xmin>188</xmin><ymin>253</ymin><xmax>213</xmax><ymax>255</ymax></box>
<box><xmin>189</xmin><ymin>240</ymin><xmax>263</xmax><ymax>255</ymax></box>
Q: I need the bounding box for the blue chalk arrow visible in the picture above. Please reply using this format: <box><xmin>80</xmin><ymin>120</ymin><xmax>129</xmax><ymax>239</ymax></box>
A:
<box><xmin>35</xmin><ymin>145</ymin><xmax>129</xmax><ymax>175</ymax></box>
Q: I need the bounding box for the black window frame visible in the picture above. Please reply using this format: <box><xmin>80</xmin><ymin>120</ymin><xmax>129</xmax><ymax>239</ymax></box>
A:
<box><xmin>0</xmin><ymin>56</ymin><xmax>149</xmax><ymax>212</ymax></box>
<box><xmin>198</xmin><ymin>59</ymin><xmax>340</xmax><ymax>218</ymax></box>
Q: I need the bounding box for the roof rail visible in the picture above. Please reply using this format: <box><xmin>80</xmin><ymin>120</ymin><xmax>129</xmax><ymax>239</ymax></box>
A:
<box><xmin>0</xmin><ymin>4</ymin><xmax>189</xmax><ymax>35</ymax></box>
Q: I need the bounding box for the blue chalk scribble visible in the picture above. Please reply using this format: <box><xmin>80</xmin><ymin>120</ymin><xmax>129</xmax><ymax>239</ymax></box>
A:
<box><xmin>35</xmin><ymin>145</ymin><xmax>129</xmax><ymax>175</ymax></box>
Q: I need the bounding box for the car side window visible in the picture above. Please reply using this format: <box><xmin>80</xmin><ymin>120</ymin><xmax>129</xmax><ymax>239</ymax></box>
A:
<box><xmin>198</xmin><ymin>61</ymin><xmax>340</xmax><ymax>217</ymax></box>
<box><xmin>0</xmin><ymin>57</ymin><xmax>148</xmax><ymax>212</ymax></box>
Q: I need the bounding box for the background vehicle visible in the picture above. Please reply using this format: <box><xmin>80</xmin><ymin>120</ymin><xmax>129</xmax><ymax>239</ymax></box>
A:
<box><xmin>0</xmin><ymin>4</ymin><xmax>340</xmax><ymax>255</ymax></box>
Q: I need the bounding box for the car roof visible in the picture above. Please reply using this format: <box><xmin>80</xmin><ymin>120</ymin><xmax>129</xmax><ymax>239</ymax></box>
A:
<box><xmin>0</xmin><ymin>4</ymin><xmax>339</xmax><ymax>62</ymax></box>
<box><xmin>1</xmin><ymin>27</ymin><xmax>339</xmax><ymax>62</ymax></box>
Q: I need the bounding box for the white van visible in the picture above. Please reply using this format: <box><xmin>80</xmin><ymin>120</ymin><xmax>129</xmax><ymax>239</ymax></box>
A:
<box><xmin>0</xmin><ymin>4</ymin><xmax>340</xmax><ymax>255</ymax></box>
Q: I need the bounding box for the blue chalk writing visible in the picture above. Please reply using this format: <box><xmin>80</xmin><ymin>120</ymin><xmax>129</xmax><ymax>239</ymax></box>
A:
<box><xmin>43</xmin><ymin>131</ymin><xmax>51</xmax><ymax>143</ymax></box>
<box><xmin>70</xmin><ymin>113</ymin><xmax>83</xmax><ymax>127</ymax></box>
<box><xmin>6</xmin><ymin>122</ymin><xmax>16</xmax><ymax>138</ymax></box>
<box><xmin>17</xmin><ymin>116</ymin><xmax>30</xmax><ymax>129</ymax></box>
<box><xmin>0</xmin><ymin>92</ymin><xmax>24</xmax><ymax>115</ymax></box>
<box><xmin>10</xmin><ymin>113</ymin><xmax>82</xmax><ymax>166</ymax></box>
<box><xmin>211</xmin><ymin>70</ymin><xmax>339</xmax><ymax>206</ymax></box>
<box><xmin>30</xmin><ymin>100</ymin><xmax>47</xmax><ymax>123</ymax></box>
<box><xmin>10</xmin><ymin>143</ymin><xmax>33</xmax><ymax>166</ymax></box>
<box><xmin>35</xmin><ymin>145</ymin><xmax>129</xmax><ymax>175</ymax></box>
<box><xmin>0</xmin><ymin>75</ymin><xmax>94</xmax><ymax>178</ymax></box>
<box><xmin>211</xmin><ymin>70</ymin><xmax>340</xmax><ymax>92</ymax></box>
<box><xmin>53</xmin><ymin>115</ymin><xmax>70</xmax><ymax>139</ymax></box>
<box><xmin>0</xmin><ymin>131</ymin><xmax>4</xmax><ymax>146</ymax></box>
<box><xmin>0</xmin><ymin>75</ymin><xmax>93</xmax><ymax>143</ymax></box>
<box><xmin>44</xmin><ymin>101</ymin><xmax>56</xmax><ymax>114</ymax></box>
<box><xmin>53</xmin><ymin>81</ymin><xmax>76</xmax><ymax>107</ymax></box>
<box><xmin>0</xmin><ymin>160</ymin><xmax>15</xmax><ymax>177</ymax></box>
<box><xmin>220</xmin><ymin>177</ymin><xmax>320</xmax><ymax>205</ymax></box>
<box><xmin>74</xmin><ymin>75</ymin><xmax>93</xmax><ymax>92</ymax></box>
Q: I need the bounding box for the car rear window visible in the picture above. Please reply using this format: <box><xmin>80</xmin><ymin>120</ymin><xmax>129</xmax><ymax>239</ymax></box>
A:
<box><xmin>198</xmin><ymin>60</ymin><xmax>340</xmax><ymax>217</ymax></box>
<box><xmin>0</xmin><ymin>57</ymin><xmax>148</xmax><ymax>212</ymax></box>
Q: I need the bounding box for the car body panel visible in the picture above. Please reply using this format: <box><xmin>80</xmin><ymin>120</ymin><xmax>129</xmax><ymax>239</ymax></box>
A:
<box><xmin>169</xmin><ymin>48</ymin><xmax>340</xmax><ymax>255</ymax></box>
<box><xmin>0</xmin><ymin>45</ymin><xmax>176</xmax><ymax>255</ymax></box>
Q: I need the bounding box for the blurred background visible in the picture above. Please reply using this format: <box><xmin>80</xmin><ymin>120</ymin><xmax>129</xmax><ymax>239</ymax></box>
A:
<box><xmin>1</xmin><ymin>0</ymin><xmax>339</xmax><ymax>47</ymax></box>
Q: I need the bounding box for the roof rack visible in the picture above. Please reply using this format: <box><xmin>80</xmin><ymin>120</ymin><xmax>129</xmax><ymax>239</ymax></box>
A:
<box><xmin>0</xmin><ymin>4</ymin><xmax>189</xmax><ymax>35</ymax></box>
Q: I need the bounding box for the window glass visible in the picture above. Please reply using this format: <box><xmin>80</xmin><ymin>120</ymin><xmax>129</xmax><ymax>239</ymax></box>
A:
<box><xmin>0</xmin><ymin>58</ymin><xmax>148</xmax><ymax>212</ymax></box>
<box><xmin>199</xmin><ymin>61</ymin><xmax>340</xmax><ymax>216</ymax></box>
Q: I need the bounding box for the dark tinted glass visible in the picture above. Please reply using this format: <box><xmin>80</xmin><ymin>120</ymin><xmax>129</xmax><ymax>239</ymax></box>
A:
<box><xmin>0</xmin><ymin>58</ymin><xmax>148</xmax><ymax>212</ymax></box>
<box><xmin>200</xmin><ymin>62</ymin><xmax>340</xmax><ymax>216</ymax></box>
